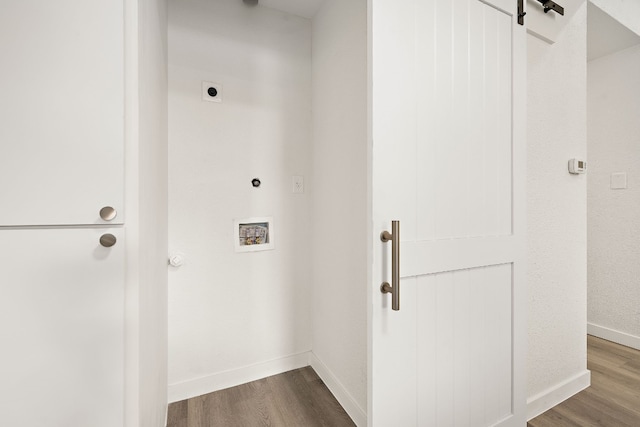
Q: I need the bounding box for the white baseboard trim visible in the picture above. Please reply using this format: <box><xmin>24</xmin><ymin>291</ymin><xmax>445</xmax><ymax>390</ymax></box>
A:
<box><xmin>588</xmin><ymin>323</ymin><xmax>640</xmax><ymax>350</ymax></box>
<box><xmin>167</xmin><ymin>351</ymin><xmax>311</xmax><ymax>403</ymax></box>
<box><xmin>526</xmin><ymin>370</ymin><xmax>591</xmax><ymax>421</ymax></box>
<box><xmin>309</xmin><ymin>352</ymin><xmax>367</xmax><ymax>427</ymax></box>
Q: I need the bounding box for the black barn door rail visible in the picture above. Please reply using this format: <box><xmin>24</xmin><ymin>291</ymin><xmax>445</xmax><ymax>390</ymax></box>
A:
<box><xmin>537</xmin><ymin>0</ymin><xmax>565</xmax><ymax>15</ymax></box>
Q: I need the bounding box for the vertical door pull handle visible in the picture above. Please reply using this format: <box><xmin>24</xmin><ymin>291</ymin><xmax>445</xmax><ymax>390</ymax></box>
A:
<box><xmin>380</xmin><ymin>220</ymin><xmax>400</xmax><ymax>311</ymax></box>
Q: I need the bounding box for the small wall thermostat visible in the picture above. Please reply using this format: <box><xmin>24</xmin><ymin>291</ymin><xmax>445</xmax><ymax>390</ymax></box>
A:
<box><xmin>568</xmin><ymin>158</ymin><xmax>586</xmax><ymax>174</ymax></box>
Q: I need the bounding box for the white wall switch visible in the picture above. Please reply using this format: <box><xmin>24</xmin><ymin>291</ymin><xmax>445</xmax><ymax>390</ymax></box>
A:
<box><xmin>610</xmin><ymin>172</ymin><xmax>627</xmax><ymax>189</ymax></box>
<box><xmin>292</xmin><ymin>175</ymin><xmax>304</xmax><ymax>193</ymax></box>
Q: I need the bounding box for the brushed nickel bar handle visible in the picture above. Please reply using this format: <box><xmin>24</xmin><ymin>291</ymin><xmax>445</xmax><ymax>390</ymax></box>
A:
<box><xmin>380</xmin><ymin>220</ymin><xmax>400</xmax><ymax>311</ymax></box>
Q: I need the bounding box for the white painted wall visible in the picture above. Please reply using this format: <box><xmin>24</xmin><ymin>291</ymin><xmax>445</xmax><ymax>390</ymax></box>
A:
<box><xmin>587</xmin><ymin>44</ymin><xmax>640</xmax><ymax>349</ymax></box>
<box><xmin>587</xmin><ymin>2</ymin><xmax>640</xmax><ymax>61</ymax></box>
<box><xmin>310</xmin><ymin>0</ymin><xmax>367</xmax><ymax>424</ymax></box>
<box><xmin>589</xmin><ymin>0</ymin><xmax>640</xmax><ymax>37</ymax></box>
<box><xmin>526</xmin><ymin>0</ymin><xmax>591</xmax><ymax>419</ymax></box>
<box><xmin>167</xmin><ymin>0</ymin><xmax>313</xmax><ymax>401</ymax></box>
<box><xmin>125</xmin><ymin>0</ymin><xmax>169</xmax><ymax>425</ymax></box>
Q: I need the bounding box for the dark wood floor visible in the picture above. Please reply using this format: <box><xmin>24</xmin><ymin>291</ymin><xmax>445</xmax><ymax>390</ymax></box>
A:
<box><xmin>528</xmin><ymin>335</ymin><xmax>640</xmax><ymax>427</ymax></box>
<box><xmin>167</xmin><ymin>366</ymin><xmax>355</xmax><ymax>427</ymax></box>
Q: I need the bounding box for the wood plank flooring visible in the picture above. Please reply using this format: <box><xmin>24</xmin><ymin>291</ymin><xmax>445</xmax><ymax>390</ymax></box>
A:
<box><xmin>167</xmin><ymin>367</ymin><xmax>355</xmax><ymax>427</ymax></box>
<box><xmin>528</xmin><ymin>335</ymin><xmax>640</xmax><ymax>427</ymax></box>
<box><xmin>169</xmin><ymin>336</ymin><xmax>640</xmax><ymax>426</ymax></box>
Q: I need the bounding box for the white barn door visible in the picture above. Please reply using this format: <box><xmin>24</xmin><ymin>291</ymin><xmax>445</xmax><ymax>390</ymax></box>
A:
<box><xmin>369</xmin><ymin>0</ymin><xmax>526</xmax><ymax>425</ymax></box>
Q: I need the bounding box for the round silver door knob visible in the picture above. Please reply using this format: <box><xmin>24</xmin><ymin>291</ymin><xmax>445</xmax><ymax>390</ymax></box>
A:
<box><xmin>100</xmin><ymin>206</ymin><xmax>117</xmax><ymax>221</ymax></box>
<box><xmin>100</xmin><ymin>233</ymin><xmax>117</xmax><ymax>248</ymax></box>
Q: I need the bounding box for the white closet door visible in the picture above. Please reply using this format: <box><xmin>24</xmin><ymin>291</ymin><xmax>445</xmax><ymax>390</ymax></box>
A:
<box><xmin>0</xmin><ymin>1</ymin><xmax>124</xmax><ymax>226</ymax></box>
<box><xmin>0</xmin><ymin>228</ymin><xmax>124</xmax><ymax>426</ymax></box>
<box><xmin>369</xmin><ymin>0</ymin><xmax>527</xmax><ymax>425</ymax></box>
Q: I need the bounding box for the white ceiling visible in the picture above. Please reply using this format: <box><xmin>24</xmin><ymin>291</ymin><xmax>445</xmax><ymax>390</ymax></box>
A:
<box><xmin>588</xmin><ymin>2</ymin><xmax>640</xmax><ymax>61</ymax></box>
<box><xmin>258</xmin><ymin>0</ymin><xmax>325</xmax><ymax>18</ymax></box>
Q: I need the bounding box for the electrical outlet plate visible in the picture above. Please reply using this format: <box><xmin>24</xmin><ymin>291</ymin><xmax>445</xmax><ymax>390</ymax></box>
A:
<box><xmin>292</xmin><ymin>175</ymin><xmax>304</xmax><ymax>193</ymax></box>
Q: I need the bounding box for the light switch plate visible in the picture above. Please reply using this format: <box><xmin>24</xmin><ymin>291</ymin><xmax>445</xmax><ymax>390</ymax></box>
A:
<box><xmin>611</xmin><ymin>172</ymin><xmax>627</xmax><ymax>190</ymax></box>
